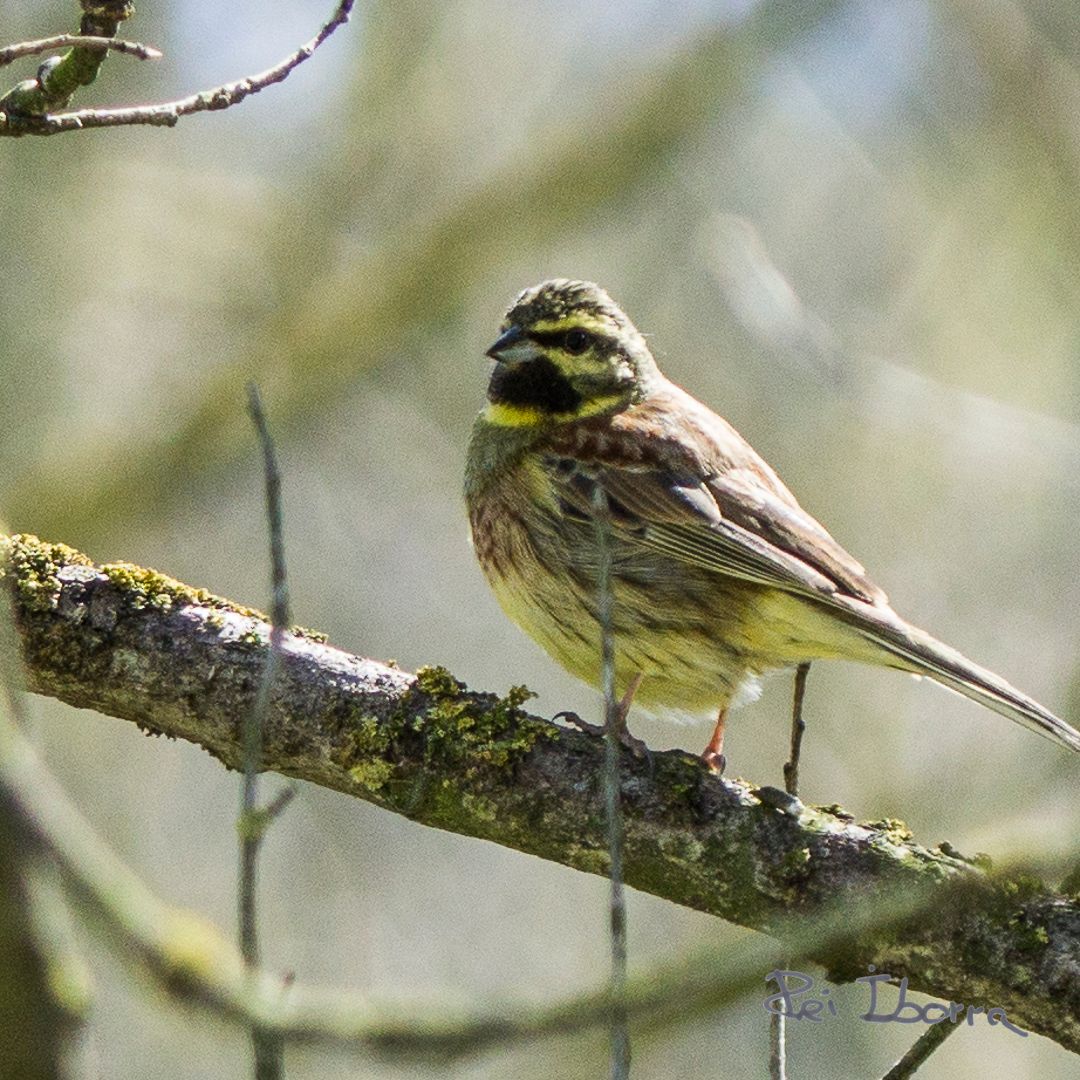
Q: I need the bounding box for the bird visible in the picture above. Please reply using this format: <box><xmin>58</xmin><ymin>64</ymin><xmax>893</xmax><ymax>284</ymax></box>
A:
<box><xmin>464</xmin><ymin>278</ymin><xmax>1080</xmax><ymax>771</ymax></box>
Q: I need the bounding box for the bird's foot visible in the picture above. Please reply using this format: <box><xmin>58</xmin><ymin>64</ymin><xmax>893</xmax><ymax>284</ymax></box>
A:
<box><xmin>554</xmin><ymin>710</ymin><xmax>653</xmax><ymax>767</ymax></box>
<box><xmin>553</xmin><ymin>710</ymin><xmax>603</xmax><ymax>737</ymax></box>
<box><xmin>700</xmin><ymin>749</ymin><xmax>726</xmax><ymax>775</ymax></box>
<box><xmin>616</xmin><ymin>726</ymin><xmax>651</xmax><ymax>761</ymax></box>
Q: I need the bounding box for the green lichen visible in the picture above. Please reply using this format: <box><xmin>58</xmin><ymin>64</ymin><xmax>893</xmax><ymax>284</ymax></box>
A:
<box><xmin>330</xmin><ymin>668</ymin><xmax>551</xmax><ymax>823</ymax></box>
<box><xmin>101</xmin><ymin>561</ymin><xmax>262</xmax><ymax>618</ymax></box>
<box><xmin>414</xmin><ymin>665</ymin><xmax>463</xmax><ymax>699</ymax></box>
<box><xmin>455</xmin><ymin>787</ymin><xmax>500</xmax><ymax>825</ymax></box>
<box><xmin>101</xmin><ymin>561</ymin><xmax>329</xmax><ymax>643</ymax></box>
<box><xmin>409</xmin><ymin>666</ymin><xmax>547</xmax><ymax>774</ymax></box>
<box><xmin>1060</xmin><ymin>861</ymin><xmax>1080</xmax><ymax>899</ymax></box>
<box><xmin>657</xmin><ymin>831</ymin><xmax>705</xmax><ymax>864</ymax></box>
<box><xmin>0</xmin><ymin>534</ymin><xmax>92</xmax><ymax>613</ymax></box>
<box><xmin>336</xmin><ymin>714</ymin><xmax>394</xmax><ymax>785</ymax></box>
<box><xmin>1007</xmin><ymin>918</ymin><xmax>1050</xmax><ymax>954</ymax></box>
<box><xmin>865</xmin><ymin>818</ymin><xmax>914</xmax><ymax>844</ymax></box>
<box><xmin>564</xmin><ymin>844</ymin><xmax>611</xmax><ymax>876</ymax></box>
<box><xmin>349</xmin><ymin>759</ymin><xmax>396</xmax><ymax>790</ymax></box>
<box><xmin>781</xmin><ymin>846</ymin><xmax>812</xmax><ymax>876</ymax></box>
<box><xmin>332</xmin><ymin>712</ymin><xmax>401</xmax><ymax>792</ymax></box>
<box><xmin>995</xmin><ymin>871</ymin><xmax>1046</xmax><ymax>901</ymax></box>
<box><xmin>1</xmin><ymin>534</ymin><xmax>334</xmax><ymax>649</ymax></box>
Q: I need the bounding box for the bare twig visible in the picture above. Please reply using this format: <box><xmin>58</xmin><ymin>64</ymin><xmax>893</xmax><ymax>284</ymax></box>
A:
<box><xmin>592</xmin><ymin>489</ymin><xmax>631</xmax><ymax>1079</ymax></box>
<box><xmin>783</xmin><ymin>663</ymin><xmax>810</xmax><ymax>797</ymax></box>
<box><xmin>880</xmin><ymin>1019</ymin><xmax>961</xmax><ymax>1079</ymax></box>
<box><xmin>771</xmin><ymin>662</ymin><xmax>811</xmax><ymax>1080</ymax></box>
<box><xmin>0</xmin><ymin>1</ymin><xmax>356</xmax><ymax>135</ymax></box>
<box><xmin>769</xmin><ymin>993</ymin><xmax>786</xmax><ymax>1080</ymax></box>
<box><xmin>0</xmin><ymin>35</ymin><xmax>161</xmax><ymax>67</ymax></box>
<box><xmin>242</xmin><ymin>385</ymin><xmax>293</xmax><ymax>1080</ymax></box>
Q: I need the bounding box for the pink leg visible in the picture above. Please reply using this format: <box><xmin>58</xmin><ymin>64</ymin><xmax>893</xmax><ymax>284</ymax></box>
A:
<box><xmin>701</xmin><ymin>708</ymin><xmax>727</xmax><ymax>773</ymax></box>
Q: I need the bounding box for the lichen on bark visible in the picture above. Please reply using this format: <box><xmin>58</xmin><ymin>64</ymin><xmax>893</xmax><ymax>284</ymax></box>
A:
<box><xmin>1</xmin><ymin>532</ymin><xmax>1078</xmax><ymax>1054</ymax></box>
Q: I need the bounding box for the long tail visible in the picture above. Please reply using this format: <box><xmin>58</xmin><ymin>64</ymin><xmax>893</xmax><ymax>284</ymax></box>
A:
<box><xmin>846</xmin><ymin>606</ymin><xmax>1080</xmax><ymax>753</ymax></box>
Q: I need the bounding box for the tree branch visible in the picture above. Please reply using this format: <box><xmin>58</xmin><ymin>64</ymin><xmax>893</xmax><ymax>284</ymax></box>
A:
<box><xmin>2</xmin><ymin>533</ymin><xmax>1078</xmax><ymax>1055</ymax></box>
<box><xmin>0</xmin><ymin>35</ymin><xmax>161</xmax><ymax>67</ymax></box>
<box><xmin>0</xmin><ymin>0</ymin><xmax>354</xmax><ymax>135</ymax></box>
<box><xmin>0</xmin><ymin>1</ymin><xmax>137</xmax><ymax>122</ymax></box>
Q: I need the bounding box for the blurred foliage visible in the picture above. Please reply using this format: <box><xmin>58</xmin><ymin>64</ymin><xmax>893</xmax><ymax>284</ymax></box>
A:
<box><xmin>2</xmin><ymin>0</ymin><xmax>1079</xmax><ymax>1076</ymax></box>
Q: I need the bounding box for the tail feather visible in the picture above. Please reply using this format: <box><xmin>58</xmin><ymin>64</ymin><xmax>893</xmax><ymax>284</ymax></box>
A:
<box><xmin>850</xmin><ymin>612</ymin><xmax>1080</xmax><ymax>754</ymax></box>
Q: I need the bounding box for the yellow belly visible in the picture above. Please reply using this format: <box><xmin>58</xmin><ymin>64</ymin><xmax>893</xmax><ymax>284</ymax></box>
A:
<box><xmin>469</xmin><ymin>459</ymin><xmax>882</xmax><ymax>715</ymax></box>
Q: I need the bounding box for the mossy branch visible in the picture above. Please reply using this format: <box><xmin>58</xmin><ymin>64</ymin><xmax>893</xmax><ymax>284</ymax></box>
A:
<box><xmin>2</xmin><ymin>533</ymin><xmax>1078</xmax><ymax>1055</ymax></box>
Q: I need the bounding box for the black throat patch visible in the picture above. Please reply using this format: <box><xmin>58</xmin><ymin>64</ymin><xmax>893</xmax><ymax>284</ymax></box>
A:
<box><xmin>488</xmin><ymin>357</ymin><xmax>583</xmax><ymax>414</ymax></box>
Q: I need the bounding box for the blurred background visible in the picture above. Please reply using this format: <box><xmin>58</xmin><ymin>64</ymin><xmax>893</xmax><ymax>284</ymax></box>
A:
<box><xmin>3</xmin><ymin>0</ymin><xmax>1080</xmax><ymax>1076</ymax></box>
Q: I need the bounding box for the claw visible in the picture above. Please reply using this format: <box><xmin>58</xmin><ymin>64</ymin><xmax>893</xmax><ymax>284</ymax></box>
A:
<box><xmin>554</xmin><ymin>706</ymin><xmax>654</xmax><ymax>773</ymax></box>
<box><xmin>701</xmin><ymin>749</ymin><xmax>726</xmax><ymax>775</ymax></box>
<box><xmin>553</xmin><ymin>710</ymin><xmax>604</xmax><ymax>737</ymax></box>
<box><xmin>617</xmin><ymin>726</ymin><xmax>650</xmax><ymax>760</ymax></box>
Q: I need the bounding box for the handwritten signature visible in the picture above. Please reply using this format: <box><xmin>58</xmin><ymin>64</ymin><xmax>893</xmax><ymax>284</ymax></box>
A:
<box><xmin>762</xmin><ymin>968</ymin><xmax>1026</xmax><ymax>1037</ymax></box>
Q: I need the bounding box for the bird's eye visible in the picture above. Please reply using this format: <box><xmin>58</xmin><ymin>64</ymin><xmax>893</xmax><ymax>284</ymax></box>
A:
<box><xmin>563</xmin><ymin>328</ymin><xmax>591</xmax><ymax>354</ymax></box>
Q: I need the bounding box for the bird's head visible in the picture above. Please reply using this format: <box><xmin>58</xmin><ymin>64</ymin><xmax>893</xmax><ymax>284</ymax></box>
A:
<box><xmin>482</xmin><ymin>279</ymin><xmax>660</xmax><ymax>427</ymax></box>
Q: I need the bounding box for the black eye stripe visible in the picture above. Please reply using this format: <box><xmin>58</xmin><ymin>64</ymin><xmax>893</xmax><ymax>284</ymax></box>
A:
<box><xmin>527</xmin><ymin>329</ymin><xmax>608</xmax><ymax>351</ymax></box>
<box><xmin>527</xmin><ymin>330</ymin><xmax>571</xmax><ymax>349</ymax></box>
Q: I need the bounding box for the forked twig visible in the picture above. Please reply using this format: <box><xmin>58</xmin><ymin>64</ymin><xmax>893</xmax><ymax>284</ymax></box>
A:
<box><xmin>241</xmin><ymin>384</ymin><xmax>296</xmax><ymax>1080</ymax></box>
<box><xmin>0</xmin><ymin>1</ymin><xmax>355</xmax><ymax>135</ymax></box>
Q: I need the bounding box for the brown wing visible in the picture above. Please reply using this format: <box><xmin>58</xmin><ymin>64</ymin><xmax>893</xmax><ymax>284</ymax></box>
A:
<box><xmin>542</xmin><ymin>381</ymin><xmax>887</xmax><ymax>607</ymax></box>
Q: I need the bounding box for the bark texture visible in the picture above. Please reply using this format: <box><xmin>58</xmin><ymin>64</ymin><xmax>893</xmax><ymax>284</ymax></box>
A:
<box><xmin>2</xmin><ymin>533</ymin><xmax>1078</xmax><ymax>1053</ymax></box>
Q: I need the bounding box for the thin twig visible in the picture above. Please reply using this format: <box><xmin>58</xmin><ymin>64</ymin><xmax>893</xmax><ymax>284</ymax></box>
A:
<box><xmin>783</xmin><ymin>663</ymin><xmax>810</xmax><ymax>797</ymax></box>
<box><xmin>242</xmin><ymin>384</ymin><xmax>293</xmax><ymax>1080</ymax></box>
<box><xmin>0</xmin><ymin>0</ymin><xmax>355</xmax><ymax>135</ymax></box>
<box><xmin>771</xmin><ymin>662</ymin><xmax>811</xmax><ymax>1080</ymax></box>
<box><xmin>0</xmin><ymin>36</ymin><xmax>162</xmax><ymax>67</ymax></box>
<box><xmin>592</xmin><ymin>487</ymin><xmax>631</xmax><ymax>1079</ymax></box>
<box><xmin>880</xmin><ymin>1019</ymin><xmax>960</xmax><ymax>1079</ymax></box>
<box><xmin>769</xmin><ymin>1004</ymin><xmax>786</xmax><ymax>1080</ymax></box>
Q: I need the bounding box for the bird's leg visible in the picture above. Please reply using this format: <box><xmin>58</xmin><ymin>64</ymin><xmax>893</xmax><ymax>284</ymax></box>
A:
<box><xmin>701</xmin><ymin>708</ymin><xmax>727</xmax><ymax>774</ymax></box>
<box><xmin>611</xmin><ymin>673</ymin><xmax>648</xmax><ymax>757</ymax></box>
<box><xmin>557</xmin><ymin>673</ymin><xmax>649</xmax><ymax>758</ymax></box>
<box><xmin>783</xmin><ymin>663</ymin><xmax>811</xmax><ymax>795</ymax></box>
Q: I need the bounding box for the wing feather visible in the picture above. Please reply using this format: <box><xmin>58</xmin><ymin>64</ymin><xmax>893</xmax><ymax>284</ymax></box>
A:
<box><xmin>541</xmin><ymin>389</ymin><xmax>884</xmax><ymax>608</ymax></box>
<box><xmin>533</xmin><ymin>383</ymin><xmax>1080</xmax><ymax>753</ymax></box>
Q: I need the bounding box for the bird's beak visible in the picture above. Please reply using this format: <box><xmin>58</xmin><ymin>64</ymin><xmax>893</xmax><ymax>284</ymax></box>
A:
<box><xmin>485</xmin><ymin>325</ymin><xmax>538</xmax><ymax>364</ymax></box>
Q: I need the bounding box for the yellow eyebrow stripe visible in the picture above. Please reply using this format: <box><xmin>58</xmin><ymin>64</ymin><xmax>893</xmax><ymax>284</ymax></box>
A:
<box><xmin>529</xmin><ymin>314</ymin><xmax>612</xmax><ymax>336</ymax></box>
